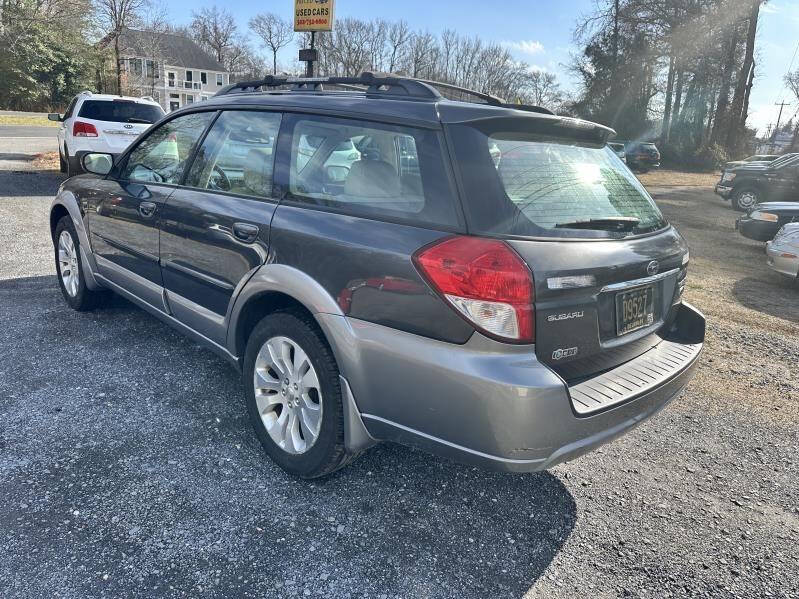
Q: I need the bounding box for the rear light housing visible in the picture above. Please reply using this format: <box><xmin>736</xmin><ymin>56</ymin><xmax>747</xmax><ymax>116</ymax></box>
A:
<box><xmin>413</xmin><ymin>236</ymin><xmax>535</xmax><ymax>343</ymax></box>
<box><xmin>73</xmin><ymin>121</ymin><xmax>98</xmax><ymax>137</ymax></box>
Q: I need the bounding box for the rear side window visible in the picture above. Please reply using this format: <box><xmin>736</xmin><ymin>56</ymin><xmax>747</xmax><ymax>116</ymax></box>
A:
<box><xmin>283</xmin><ymin>114</ymin><xmax>460</xmax><ymax>228</ymax></box>
<box><xmin>185</xmin><ymin>110</ymin><xmax>281</xmax><ymax>199</ymax></box>
<box><xmin>449</xmin><ymin>121</ymin><xmax>667</xmax><ymax>239</ymax></box>
<box><xmin>78</xmin><ymin>100</ymin><xmax>164</xmax><ymax>124</ymax></box>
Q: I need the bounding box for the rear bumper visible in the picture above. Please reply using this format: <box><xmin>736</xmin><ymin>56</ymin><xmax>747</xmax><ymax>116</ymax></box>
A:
<box><xmin>715</xmin><ymin>184</ymin><xmax>732</xmax><ymax>198</ymax></box>
<box><xmin>319</xmin><ymin>302</ymin><xmax>705</xmax><ymax>473</ymax></box>
<box><xmin>736</xmin><ymin>217</ymin><xmax>779</xmax><ymax>242</ymax></box>
<box><xmin>766</xmin><ymin>241</ymin><xmax>799</xmax><ymax>279</ymax></box>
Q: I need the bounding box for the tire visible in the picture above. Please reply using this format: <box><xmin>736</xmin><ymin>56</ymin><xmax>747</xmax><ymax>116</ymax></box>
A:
<box><xmin>59</xmin><ymin>148</ymin><xmax>67</xmax><ymax>173</ymax></box>
<box><xmin>53</xmin><ymin>216</ymin><xmax>104</xmax><ymax>311</ymax></box>
<box><xmin>732</xmin><ymin>187</ymin><xmax>760</xmax><ymax>212</ymax></box>
<box><xmin>243</xmin><ymin>309</ymin><xmax>354</xmax><ymax>478</ymax></box>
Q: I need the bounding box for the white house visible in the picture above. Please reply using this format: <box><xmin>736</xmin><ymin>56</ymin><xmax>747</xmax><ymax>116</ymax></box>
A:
<box><xmin>115</xmin><ymin>29</ymin><xmax>231</xmax><ymax>112</ymax></box>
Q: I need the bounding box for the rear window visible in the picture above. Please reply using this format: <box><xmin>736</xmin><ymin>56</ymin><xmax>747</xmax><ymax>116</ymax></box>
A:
<box><xmin>78</xmin><ymin>100</ymin><xmax>164</xmax><ymax>124</ymax></box>
<box><xmin>449</xmin><ymin>122</ymin><xmax>667</xmax><ymax>239</ymax></box>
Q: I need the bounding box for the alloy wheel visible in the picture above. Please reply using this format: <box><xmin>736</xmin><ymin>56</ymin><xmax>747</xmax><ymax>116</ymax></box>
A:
<box><xmin>738</xmin><ymin>191</ymin><xmax>758</xmax><ymax>210</ymax></box>
<box><xmin>253</xmin><ymin>335</ymin><xmax>323</xmax><ymax>455</ymax></box>
<box><xmin>58</xmin><ymin>230</ymin><xmax>80</xmax><ymax>297</ymax></box>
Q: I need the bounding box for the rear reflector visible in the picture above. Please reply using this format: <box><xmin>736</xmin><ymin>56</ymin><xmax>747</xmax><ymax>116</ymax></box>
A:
<box><xmin>413</xmin><ymin>236</ymin><xmax>534</xmax><ymax>342</ymax></box>
<box><xmin>73</xmin><ymin>121</ymin><xmax>98</xmax><ymax>137</ymax></box>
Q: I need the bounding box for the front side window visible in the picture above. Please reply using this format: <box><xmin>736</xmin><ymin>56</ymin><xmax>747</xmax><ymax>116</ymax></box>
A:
<box><xmin>185</xmin><ymin>110</ymin><xmax>281</xmax><ymax>198</ymax></box>
<box><xmin>286</xmin><ymin>114</ymin><xmax>459</xmax><ymax>227</ymax></box>
<box><xmin>121</xmin><ymin>111</ymin><xmax>215</xmax><ymax>184</ymax></box>
<box><xmin>449</xmin><ymin>121</ymin><xmax>667</xmax><ymax>239</ymax></box>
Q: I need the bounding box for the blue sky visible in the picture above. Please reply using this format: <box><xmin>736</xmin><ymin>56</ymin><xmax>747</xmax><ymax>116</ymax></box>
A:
<box><xmin>165</xmin><ymin>0</ymin><xmax>799</xmax><ymax>135</ymax></box>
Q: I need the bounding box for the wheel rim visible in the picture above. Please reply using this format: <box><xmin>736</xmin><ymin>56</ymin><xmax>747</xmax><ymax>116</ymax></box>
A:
<box><xmin>58</xmin><ymin>230</ymin><xmax>79</xmax><ymax>297</ymax></box>
<box><xmin>253</xmin><ymin>335</ymin><xmax>323</xmax><ymax>455</ymax></box>
<box><xmin>738</xmin><ymin>191</ymin><xmax>757</xmax><ymax>209</ymax></box>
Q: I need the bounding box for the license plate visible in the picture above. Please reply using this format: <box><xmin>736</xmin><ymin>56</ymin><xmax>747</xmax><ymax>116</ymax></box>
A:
<box><xmin>616</xmin><ymin>286</ymin><xmax>655</xmax><ymax>336</ymax></box>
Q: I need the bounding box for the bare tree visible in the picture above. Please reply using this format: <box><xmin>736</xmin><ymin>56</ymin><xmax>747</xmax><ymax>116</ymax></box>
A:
<box><xmin>526</xmin><ymin>70</ymin><xmax>563</xmax><ymax>108</ymax></box>
<box><xmin>191</xmin><ymin>6</ymin><xmax>237</xmax><ymax>65</ymax></box>
<box><xmin>249</xmin><ymin>13</ymin><xmax>294</xmax><ymax>75</ymax></box>
<box><xmin>93</xmin><ymin>0</ymin><xmax>148</xmax><ymax>93</ymax></box>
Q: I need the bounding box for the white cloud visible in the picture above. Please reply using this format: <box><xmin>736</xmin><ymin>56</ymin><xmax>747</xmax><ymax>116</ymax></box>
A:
<box><xmin>502</xmin><ymin>40</ymin><xmax>545</xmax><ymax>56</ymax></box>
<box><xmin>761</xmin><ymin>3</ymin><xmax>779</xmax><ymax>14</ymax></box>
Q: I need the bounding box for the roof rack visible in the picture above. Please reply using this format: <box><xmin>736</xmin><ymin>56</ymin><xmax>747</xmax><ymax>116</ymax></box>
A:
<box><xmin>216</xmin><ymin>71</ymin><xmax>554</xmax><ymax>114</ymax></box>
<box><xmin>219</xmin><ymin>72</ymin><xmax>441</xmax><ymax>100</ymax></box>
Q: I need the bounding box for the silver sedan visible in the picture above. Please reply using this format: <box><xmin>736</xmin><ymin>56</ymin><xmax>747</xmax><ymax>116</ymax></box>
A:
<box><xmin>766</xmin><ymin>223</ymin><xmax>799</xmax><ymax>283</ymax></box>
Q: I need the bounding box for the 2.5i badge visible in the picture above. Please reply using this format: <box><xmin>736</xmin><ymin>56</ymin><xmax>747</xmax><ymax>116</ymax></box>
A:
<box><xmin>552</xmin><ymin>347</ymin><xmax>578</xmax><ymax>360</ymax></box>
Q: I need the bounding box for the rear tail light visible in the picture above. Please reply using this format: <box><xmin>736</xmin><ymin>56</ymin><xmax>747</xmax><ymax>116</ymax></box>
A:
<box><xmin>73</xmin><ymin>121</ymin><xmax>98</xmax><ymax>137</ymax></box>
<box><xmin>413</xmin><ymin>236</ymin><xmax>534</xmax><ymax>343</ymax></box>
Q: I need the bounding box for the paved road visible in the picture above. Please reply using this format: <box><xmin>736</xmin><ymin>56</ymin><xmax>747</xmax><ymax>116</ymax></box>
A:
<box><xmin>0</xmin><ymin>167</ymin><xmax>797</xmax><ymax>598</ymax></box>
<box><xmin>0</xmin><ymin>128</ymin><xmax>58</xmax><ymax>172</ymax></box>
<box><xmin>0</xmin><ymin>125</ymin><xmax>58</xmax><ymax>138</ymax></box>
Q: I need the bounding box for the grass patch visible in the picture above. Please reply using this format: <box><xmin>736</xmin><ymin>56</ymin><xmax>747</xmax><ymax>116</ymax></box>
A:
<box><xmin>636</xmin><ymin>169</ymin><xmax>719</xmax><ymax>187</ymax></box>
<box><xmin>0</xmin><ymin>115</ymin><xmax>58</xmax><ymax>127</ymax></box>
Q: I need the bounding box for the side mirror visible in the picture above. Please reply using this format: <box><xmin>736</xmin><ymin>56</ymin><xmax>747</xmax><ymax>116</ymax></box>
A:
<box><xmin>82</xmin><ymin>152</ymin><xmax>114</xmax><ymax>176</ymax></box>
<box><xmin>48</xmin><ymin>113</ymin><xmax>63</xmax><ymax>122</ymax></box>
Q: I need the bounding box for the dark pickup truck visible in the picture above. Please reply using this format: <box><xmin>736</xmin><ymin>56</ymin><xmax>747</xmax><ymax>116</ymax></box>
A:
<box><xmin>715</xmin><ymin>153</ymin><xmax>799</xmax><ymax>211</ymax></box>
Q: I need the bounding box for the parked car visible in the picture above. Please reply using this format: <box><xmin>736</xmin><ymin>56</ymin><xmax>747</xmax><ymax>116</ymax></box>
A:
<box><xmin>736</xmin><ymin>202</ymin><xmax>799</xmax><ymax>242</ymax></box>
<box><xmin>49</xmin><ymin>73</ymin><xmax>704</xmax><ymax>479</ymax></box>
<box><xmin>724</xmin><ymin>154</ymin><xmax>780</xmax><ymax>169</ymax></box>
<box><xmin>766</xmin><ymin>223</ymin><xmax>799</xmax><ymax>284</ymax></box>
<box><xmin>607</xmin><ymin>142</ymin><xmax>627</xmax><ymax>163</ymax></box>
<box><xmin>716</xmin><ymin>153</ymin><xmax>799</xmax><ymax>211</ymax></box>
<box><xmin>49</xmin><ymin>91</ymin><xmax>165</xmax><ymax>177</ymax></box>
<box><xmin>624</xmin><ymin>141</ymin><xmax>661</xmax><ymax>171</ymax></box>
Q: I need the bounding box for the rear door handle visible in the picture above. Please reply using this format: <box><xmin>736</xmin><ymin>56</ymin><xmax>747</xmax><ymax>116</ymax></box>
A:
<box><xmin>232</xmin><ymin>222</ymin><xmax>259</xmax><ymax>243</ymax></box>
<box><xmin>139</xmin><ymin>201</ymin><xmax>157</xmax><ymax>218</ymax></box>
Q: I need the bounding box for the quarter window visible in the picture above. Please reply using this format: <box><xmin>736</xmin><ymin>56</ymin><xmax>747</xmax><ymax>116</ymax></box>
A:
<box><xmin>121</xmin><ymin>112</ymin><xmax>215</xmax><ymax>184</ymax></box>
<box><xmin>185</xmin><ymin>110</ymin><xmax>281</xmax><ymax>199</ymax></box>
<box><xmin>286</xmin><ymin>114</ymin><xmax>459</xmax><ymax>227</ymax></box>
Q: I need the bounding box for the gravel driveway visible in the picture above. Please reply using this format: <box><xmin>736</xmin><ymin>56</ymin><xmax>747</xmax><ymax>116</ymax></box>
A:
<box><xmin>0</xmin><ymin>160</ymin><xmax>797</xmax><ymax>598</ymax></box>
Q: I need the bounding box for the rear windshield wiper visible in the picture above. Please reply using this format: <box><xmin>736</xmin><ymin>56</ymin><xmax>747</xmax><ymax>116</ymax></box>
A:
<box><xmin>555</xmin><ymin>216</ymin><xmax>640</xmax><ymax>232</ymax></box>
<box><xmin>126</xmin><ymin>117</ymin><xmax>153</xmax><ymax>124</ymax></box>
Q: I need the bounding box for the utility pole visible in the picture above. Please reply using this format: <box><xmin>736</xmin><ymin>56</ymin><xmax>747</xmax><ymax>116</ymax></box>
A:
<box><xmin>773</xmin><ymin>101</ymin><xmax>790</xmax><ymax>137</ymax></box>
<box><xmin>772</xmin><ymin>101</ymin><xmax>791</xmax><ymax>152</ymax></box>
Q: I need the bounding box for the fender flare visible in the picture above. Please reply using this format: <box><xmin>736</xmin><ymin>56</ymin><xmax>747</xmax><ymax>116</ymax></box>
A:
<box><xmin>50</xmin><ymin>191</ymin><xmax>101</xmax><ymax>290</ymax></box>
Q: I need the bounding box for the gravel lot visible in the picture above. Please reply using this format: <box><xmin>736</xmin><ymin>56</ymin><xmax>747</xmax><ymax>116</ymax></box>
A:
<box><xmin>1</xmin><ymin>153</ymin><xmax>797</xmax><ymax>598</ymax></box>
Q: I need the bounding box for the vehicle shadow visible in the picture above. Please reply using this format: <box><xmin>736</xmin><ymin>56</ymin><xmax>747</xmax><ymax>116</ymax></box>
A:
<box><xmin>1</xmin><ymin>274</ymin><xmax>576</xmax><ymax>597</ymax></box>
<box><xmin>732</xmin><ymin>275</ymin><xmax>799</xmax><ymax>324</ymax></box>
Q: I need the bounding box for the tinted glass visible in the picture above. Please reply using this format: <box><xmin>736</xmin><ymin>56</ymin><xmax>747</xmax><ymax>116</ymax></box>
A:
<box><xmin>286</xmin><ymin>114</ymin><xmax>459</xmax><ymax>227</ymax></box>
<box><xmin>78</xmin><ymin>100</ymin><xmax>164</xmax><ymax>124</ymax></box>
<box><xmin>449</xmin><ymin>122</ymin><xmax>667</xmax><ymax>239</ymax></box>
<box><xmin>186</xmin><ymin>110</ymin><xmax>281</xmax><ymax>198</ymax></box>
<box><xmin>121</xmin><ymin>111</ymin><xmax>215</xmax><ymax>184</ymax></box>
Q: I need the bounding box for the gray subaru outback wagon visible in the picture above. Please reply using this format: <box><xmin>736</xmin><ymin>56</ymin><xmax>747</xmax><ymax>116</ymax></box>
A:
<box><xmin>49</xmin><ymin>73</ymin><xmax>705</xmax><ymax>478</ymax></box>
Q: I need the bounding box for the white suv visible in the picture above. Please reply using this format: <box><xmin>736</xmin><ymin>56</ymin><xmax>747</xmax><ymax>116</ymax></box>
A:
<box><xmin>49</xmin><ymin>92</ymin><xmax>165</xmax><ymax>176</ymax></box>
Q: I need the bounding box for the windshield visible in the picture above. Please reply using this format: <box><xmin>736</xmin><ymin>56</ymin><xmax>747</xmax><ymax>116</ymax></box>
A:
<box><xmin>449</xmin><ymin>123</ymin><xmax>667</xmax><ymax>239</ymax></box>
<box><xmin>78</xmin><ymin>100</ymin><xmax>164</xmax><ymax>124</ymax></box>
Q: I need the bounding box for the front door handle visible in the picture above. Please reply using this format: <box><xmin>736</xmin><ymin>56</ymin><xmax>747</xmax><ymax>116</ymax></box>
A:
<box><xmin>232</xmin><ymin>222</ymin><xmax>259</xmax><ymax>243</ymax></box>
<box><xmin>139</xmin><ymin>201</ymin><xmax>157</xmax><ymax>218</ymax></box>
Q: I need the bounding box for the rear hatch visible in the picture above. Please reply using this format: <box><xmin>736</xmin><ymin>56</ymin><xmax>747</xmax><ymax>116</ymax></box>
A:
<box><xmin>76</xmin><ymin>99</ymin><xmax>163</xmax><ymax>153</ymax></box>
<box><xmin>447</xmin><ymin>116</ymin><xmax>688</xmax><ymax>380</ymax></box>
